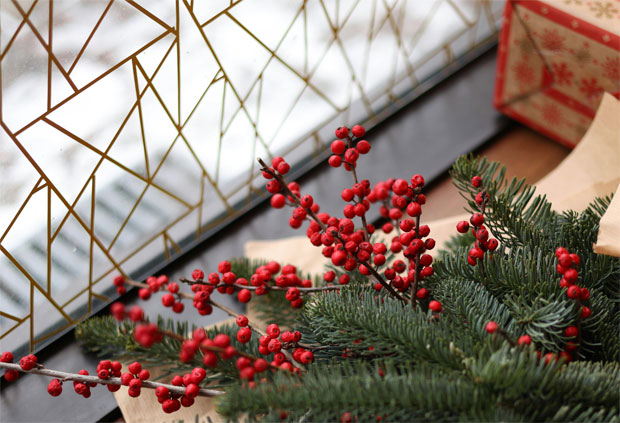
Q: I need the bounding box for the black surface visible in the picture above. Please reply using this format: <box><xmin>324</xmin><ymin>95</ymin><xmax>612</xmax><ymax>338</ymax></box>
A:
<box><xmin>0</xmin><ymin>48</ymin><xmax>509</xmax><ymax>422</ymax></box>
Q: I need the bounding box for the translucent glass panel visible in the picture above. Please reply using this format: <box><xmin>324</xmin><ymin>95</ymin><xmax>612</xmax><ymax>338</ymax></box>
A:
<box><xmin>0</xmin><ymin>0</ymin><xmax>504</xmax><ymax>353</ymax></box>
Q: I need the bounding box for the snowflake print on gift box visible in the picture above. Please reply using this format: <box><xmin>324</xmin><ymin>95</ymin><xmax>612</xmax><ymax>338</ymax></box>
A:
<box><xmin>540</xmin><ymin>29</ymin><xmax>565</xmax><ymax>53</ymax></box>
<box><xmin>579</xmin><ymin>77</ymin><xmax>605</xmax><ymax>104</ymax></box>
<box><xmin>541</xmin><ymin>102</ymin><xmax>563</xmax><ymax>126</ymax></box>
<box><xmin>512</xmin><ymin>61</ymin><xmax>535</xmax><ymax>87</ymax></box>
<box><xmin>552</xmin><ymin>63</ymin><xmax>574</xmax><ymax>86</ymax></box>
<box><xmin>602</xmin><ymin>56</ymin><xmax>620</xmax><ymax>82</ymax></box>
<box><xmin>590</xmin><ymin>1</ymin><xmax>619</xmax><ymax>18</ymax></box>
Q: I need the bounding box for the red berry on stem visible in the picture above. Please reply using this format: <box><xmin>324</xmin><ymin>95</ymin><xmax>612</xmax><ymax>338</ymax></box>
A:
<box><xmin>470</xmin><ymin>213</ymin><xmax>484</xmax><ymax>227</ymax></box>
<box><xmin>270</xmin><ymin>193</ymin><xmax>286</xmax><ymax>208</ymax></box>
<box><xmin>356</xmin><ymin>140</ymin><xmax>371</xmax><ymax>154</ymax></box>
<box><xmin>161</xmin><ymin>294</ymin><xmax>175</xmax><ymax>307</ymax></box>
<box><xmin>456</xmin><ymin>221</ymin><xmax>470</xmax><ymax>233</ymax></box>
<box><xmin>236</xmin><ymin>315</ymin><xmax>249</xmax><ymax>327</ymax></box>
<box><xmin>581</xmin><ymin>306</ymin><xmax>591</xmax><ymax>319</ymax></box>
<box><xmin>335</xmin><ymin>126</ymin><xmax>349</xmax><ymax>139</ymax></box>
<box><xmin>238</xmin><ymin>289</ymin><xmax>252</xmax><ymax>303</ymax></box>
<box><xmin>351</xmin><ymin>125</ymin><xmax>365</xmax><ymax>137</ymax></box>
<box><xmin>329</xmin><ymin>155</ymin><xmax>342</xmax><ymax>167</ymax></box>
<box><xmin>564</xmin><ymin>326</ymin><xmax>578</xmax><ymax>337</ymax></box>
<box><xmin>566</xmin><ymin>285</ymin><xmax>579</xmax><ymax>299</ymax></box>
<box><xmin>331</xmin><ymin>139</ymin><xmax>346</xmax><ymax>154</ymax></box>
<box><xmin>428</xmin><ymin>300</ymin><xmax>442</xmax><ymax>312</ymax></box>
<box><xmin>518</xmin><ymin>335</ymin><xmax>531</xmax><ymax>346</ymax></box>
<box><xmin>237</xmin><ymin>327</ymin><xmax>252</xmax><ymax>344</ymax></box>
<box><xmin>485</xmin><ymin>321</ymin><xmax>498</xmax><ymax>334</ymax></box>
<box><xmin>471</xmin><ymin>176</ymin><xmax>482</xmax><ymax>188</ymax></box>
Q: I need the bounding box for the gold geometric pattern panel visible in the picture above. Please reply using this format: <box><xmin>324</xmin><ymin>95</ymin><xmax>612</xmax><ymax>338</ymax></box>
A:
<box><xmin>0</xmin><ymin>0</ymin><xmax>503</xmax><ymax>353</ymax></box>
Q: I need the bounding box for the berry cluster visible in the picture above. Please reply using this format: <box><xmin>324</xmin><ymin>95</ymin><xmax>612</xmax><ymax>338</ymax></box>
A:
<box><xmin>555</xmin><ymin>247</ymin><xmax>590</xmax><ymax>303</ymax></box>
<box><xmin>261</xmin><ymin>125</ymin><xmax>441</xmax><ymax>311</ymax></box>
<box><xmin>327</xmin><ymin>125</ymin><xmax>370</xmax><ymax>170</ymax></box>
<box><xmin>257</xmin><ymin>323</ymin><xmax>314</xmax><ymax>368</ymax></box>
<box><xmin>456</xmin><ymin>175</ymin><xmax>499</xmax><ymax>266</ymax></box>
<box><xmin>119</xmin><ymin>361</ymin><xmax>150</xmax><ymax>397</ymax></box>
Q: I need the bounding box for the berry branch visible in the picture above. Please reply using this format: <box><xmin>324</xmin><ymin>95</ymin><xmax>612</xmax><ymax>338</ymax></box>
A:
<box><xmin>178</xmin><ymin>278</ymin><xmax>341</xmax><ymax>293</ymax></box>
<box><xmin>0</xmin><ymin>362</ymin><xmax>224</xmax><ymax>397</ymax></box>
<box><xmin>258</xmin><ymin>157</ymin><xmax>406</xmax><ymax>303</ymax></box>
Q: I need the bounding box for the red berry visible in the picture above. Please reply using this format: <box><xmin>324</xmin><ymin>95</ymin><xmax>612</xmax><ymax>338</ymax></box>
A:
<box><xmin>270</xmin><ymin>193</ymin><xmax>286</xmax><ymax>208</ymax></box>
<box><xmin>19</xmin><ymin>356</ymin><xmax>35</xmax><ymax>371</ymax></box>
<box><xmin>120</xmin><ymin>372</ymin><xmax>133</xmax><ymax>385</ymax></box>
<box><xmin>356</xmin><ymin>140</ymin><xmax>371</xmax><ymax>154</ymax></box>
<box><xmin>579</xmin><ymin>288</ymin><xmax>590</xmax><ymax>301</ymax></box>
<box><xmin>172</xmin><ymin>301</ymin><xmax>185</xmax><ymax>314</ymax></box>
<box><xmin>237</xmin><ymin>289</ymin><xmax>252</xmax><ymax>303</ymax></box>
<box><xmin>1</xmin><ymin>352</ymin><xmax>14</xmax><ymax>363</ymax></box>
<box><xmin>564</xmin><ymin>326</ymin><xmax>578</xmax><ymax>337</ymax></box>
<box><xmin>47</xmin><ymin>379</ymin><xmax>63</xmax><ymax>397</ymax></box>
<box><xmin>558</xmin><ymin>253</ymin><xmax>572</xmax><ymax>268</ymax></box>
<box><xmin>416</xmin><ymin>288</ymin><xmax>429</xmax><ymax>299</ymax></box>
<box><xmin>406</xmin><ymin>202</ymin><xmax>421</xmax><ymax>217</ymax></box>
<box><xmin>4</xmin><ymin>369</ymin><xmax>19</xmax><ymax>382</ymax></box>
<box><xmin>428</xmin><ymin>300</ymin><xmax>441</xmax><ymax>312</ymax></box>
<box><xmin>254</xmin><ymin>358</ymin><xmax>268</xmax><ymax>372</ymax></box>
<box><xmin>277</xmin><ymin>162</ymin><xmax>290</xmax><ymax>174</ymax></box>
<box><xmin>566</xmin><ymin>285</ymin><xmax>579</xmax><ymax>299</ymax></box>
<box><xmin>335</xmin><ymin>126</ymin><xmax>349</xmax><ymax>139</ymax></box>
<box><xmin>470</xmin><ymin>213</ymin><xmax>484</xmax><ymax>227</ymax></box>
<box><xmin>110</xmin><ymin>302</ymin><xmax>125</xmax><ymax>320</ymax></box>
<box><xmin>471</xmin><ymin>176</ymin><xmax>482</xmax><ymax>187</ymax></box>
<box><xmin>113</xmin><ymin>275</ymin><xmax>125</xmax><ymax>286</ymax></box>
<box><xmin>236</xmin><ymin>315</ymin><xmax>249</xmax><ymax>327</ymax></box>
<box><xmin>128</xmin><ymin>361</ymin><xmax>142</xmax><ymax>374</ymax></box>
<box><xmin>328</xmin><ymin>155</ymin><xmax>342</xmax><ymax>167</ymax></box>
<box><xmin>214</xmin><ymin>334</ymin><xmax>231</xmax><ymax>348</ymax></box>
<box><xmin>331</xmin><ymin>139</ymin><xmax>346</xmax><ymax>154</ymax></box>
<box><xmin>485</xmin><ymin>321</ymin><xmax>498</xmax><ymax>334</ymax></box>
<box><xmin>266</xmin><ymin>324</ymin><xmax>280</xmax><ymax>339</ymax></box>
<box><xmin>456</xmin><ymin>221</ymin><xmax>470</xmax><ymax>233</ymax></box>
<box><xmin>351</xmin><ymin>125</ymin><xmax>365</xmax><ymax>137</ymax></box>
<box><xmin>555</xmin><ymin>247</ymin><xmax>569</xmax><ymax>258</ymax></box>
<box><xmin>237</xmin><ymin>327</ymin><xmax>252</xmax><ymax>344</ymax></box>
<box><xmin>392</xmin><ymin>179</ymin><xmax>408</xmax><ymax>195</ymax></box>
<box><xmin>161</xmin><ymin>294</ymin><xmax>175</xmax><ymax>307</ymax></box>
<box><xmin>564</xmin><ymin>268</ymin><xmax>578</xmax><ymax>282</ymax></box>
<box><xmin>518</xmin><ymin>335</ymin><xmax>531</xmax><ymax>346</ymax></box>
<box><xmin>581</xmin><ymin>306</ymin><xmax>591</xmax><ymax>319</ymax></box>
<box><xmin>202</xmin><ymin>351</ymin><xmax>218</xmax><ymax>368</ymax></box>
<box><xmin>128</xmin><ymin>306</ymin><xmax>144</xmax><ymax>322</ymax></box>
<box><xmin>267</xmin><ymin>338</ymin><xmax>282</xmax><ymax>353</ymax></box>
<box><xmin>300</xmin><ymin>350</ymin><xmax>314</xmax><ymax>364</ymax></box>
<box><xmin>185</xmin><ymin>383</ymin><xmax>200</xmax><ymax>399</ymax></box>
<box><xmin>344</xmin><ymin>148</ymin><xmax>359</xmax><ymax>164</ymax></box>
<box><xmin>191</xmin><ymin>269</ymin><xmax>204</xmax><ymax>280</ymax></box>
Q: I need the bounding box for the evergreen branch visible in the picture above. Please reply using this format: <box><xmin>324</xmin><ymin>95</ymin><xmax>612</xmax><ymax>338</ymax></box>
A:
<box><xmin>298</xmin><ymin>287</ymin><xmax>468</xmax><ymax>368</ymax></box>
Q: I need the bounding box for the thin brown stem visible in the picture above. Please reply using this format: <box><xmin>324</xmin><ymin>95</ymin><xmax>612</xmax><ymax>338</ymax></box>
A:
<box><xmin>411</xmin><ymin>215</ymin><xmax>421</xmax><ymax>310</ymax></box>
<box><xmin>0</xmin><ymin>362</ymin><xmax>224</xmax><ymax>397</ymax></box>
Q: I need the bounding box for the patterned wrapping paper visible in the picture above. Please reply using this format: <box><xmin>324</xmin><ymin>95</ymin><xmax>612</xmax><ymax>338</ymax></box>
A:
<box><xmin>494</xmin><ymin>0</ymin><xmax>620</xmax><ymax>148</ymax></box>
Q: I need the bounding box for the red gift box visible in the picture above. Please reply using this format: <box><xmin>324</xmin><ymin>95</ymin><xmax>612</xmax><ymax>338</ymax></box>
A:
<box><xmin>494</xmin><ymin>0</ymin><xmax>620</xmax><ymax>148</ymax></box>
